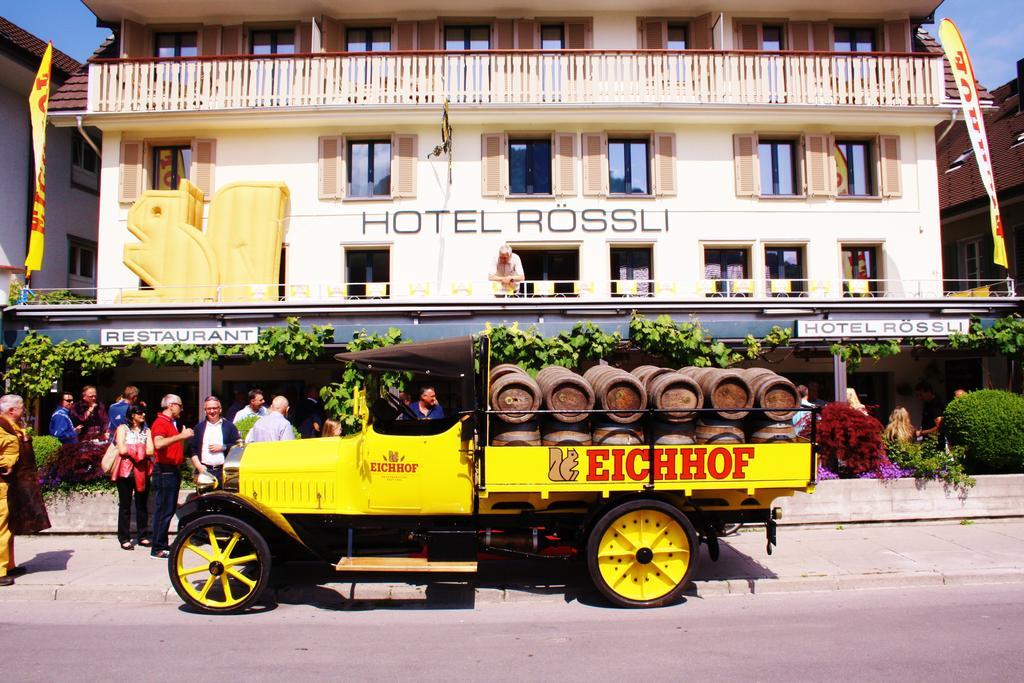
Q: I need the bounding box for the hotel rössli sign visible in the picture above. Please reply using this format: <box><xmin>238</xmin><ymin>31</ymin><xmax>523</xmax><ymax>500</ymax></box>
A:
<box><xmin>796</xmin><ymin>319</ymin><xmax>970</xmax><ymax>339</ymax></box>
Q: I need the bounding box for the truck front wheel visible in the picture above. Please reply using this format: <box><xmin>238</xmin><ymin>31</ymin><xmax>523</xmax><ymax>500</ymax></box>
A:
<box><xmin>586</xmin><ymin>500</ymin><xmax>699</xmax><ymax>608</ymax></box>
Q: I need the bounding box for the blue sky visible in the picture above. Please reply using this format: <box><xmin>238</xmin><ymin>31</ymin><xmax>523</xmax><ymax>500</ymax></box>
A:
<box><xmin>2</xmin><ymin>0</ymin><xmax>1021</xmax><ymax>89</ymax></box>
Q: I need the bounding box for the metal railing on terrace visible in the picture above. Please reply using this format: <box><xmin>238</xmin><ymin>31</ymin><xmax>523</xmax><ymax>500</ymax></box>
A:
<box><xmin>87</xmin><ymin>49</ymin><xmax>944</xmax><ymax>113</ymax></box>
<box><xmin>10</xmin><ymin>278</ymin><xmax>1015</xmax><ymax>307</ymax></box>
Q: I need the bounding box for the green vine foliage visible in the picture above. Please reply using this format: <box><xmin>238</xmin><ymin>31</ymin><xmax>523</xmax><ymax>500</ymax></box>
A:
<box><xmin>951</xmin><ymin>314</ymin><xmax>1024</xmax><ymax>362</ymax></box>
<box><xmin>3</xmin><ymin>332</ymin><xmax>128</xmax><ymax>398</ymax></box>
<box><xmin>9</xmin><ymin>279</ymin><xmax>95</xmax><ymax>305</ymax></box>
<box><xmin>320</xmin><ymin>328</ymin><xmax>410</xmax><ymax>435</ymax></box>
<box><xmin>629</xmin><ymin>314</ymin><xmax>791</xmax><ymax>368</ymax></box>
<box><xmin>485</xmin><ymin>322</ymin><xmax>622</xmax><ymax>372</ymax></box>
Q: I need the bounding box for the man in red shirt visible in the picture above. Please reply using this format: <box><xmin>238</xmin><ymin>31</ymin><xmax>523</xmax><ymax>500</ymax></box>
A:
<box><xmin>149</xmin><ymin>394</ymin><xmax>194</xmax><ymax>559</ymax></box>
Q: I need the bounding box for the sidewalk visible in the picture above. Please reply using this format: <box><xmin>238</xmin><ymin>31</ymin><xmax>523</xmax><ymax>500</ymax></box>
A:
<box><xmin>2</xmin><ymin>519</ymin><xmax>1023</xmax><ymax>607</ymax></box>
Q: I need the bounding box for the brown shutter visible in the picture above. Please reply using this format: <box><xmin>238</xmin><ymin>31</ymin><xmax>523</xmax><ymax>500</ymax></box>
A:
<box><xmin>738</xmin><ymin>23</ymin><xmax>760</xmax><ymax>50</ymax></box>
<box><xmin>812</xmin><ymin>22</ymin><xmax>832</xmax><ymax>51</ymax></box>
<box><xmin>690</xmin><ymin>13</ymin><xmax>712</xmax><ymax>49</ymax></box>
<box><xmin>884</xmin><ymin>20</ymin><xmax>910</xmax><ymax>53</ymax></box>
<box><xmin>879</xmin><ymin>135</ymin><xmax>902</xmax><ymax>197</ymax></box>
<box><xmin>322</xmin><ymin>17</ymin><xmax>343</xmax><ymax>52</ymax></box>
<box><xmin>190</xmin><ymin>139</ymin><xmax>216</xmax><ymax>199</ymax></box>
<box><xmin>653</xmin><ymin>133</ymin><xmax>677</xmax><ymax>196</ymax></box>
<box><xmin>222</xmin><ymin>25</ymin><xmax>244</xmax><ymax>55</ymax></box>
<box><xmin>553</xmin><ymin>133</ymin><xmax>577</xmax><ymax>196</ymax></box>
<box><xmin>515</xmin><ymin>20</ymin><xmax>537</xmax><ymax>49</ymax></box>
<box><xmin>733</xmin><ymin>134</ymin><xmax>759</xmax><ymax>197</ymax></box>
<box><xmin>582</xmin><ymin>132</ymin><xmax>608</xmax><ymax>197</ymax></box>
<box><xmin>481</xmin><ymin>133</ymin><xmax>507</xmax><ymax>197</ymax></box>
<box><xmin>493</xmin><ymin>19</ymin><xmax>515</xmax><ymax>50</ymax></box>
<box><xmin>392</xmin><ymin>134</ymin><xmax>418</xmax><ymax>198</ymax></box>
<box><xmin>418</xmin><ymin>21</ymin><xmax>439</xmax><ymax>51</ymax></box>
<box><xmin>318</xmin><ymin>135</ymin><xmax>344</xmax><ymax>200</ymax></box>
<box><xmin>396</xmin><ymin>22</ymin><xmax>417</xmax><ymax>51</ymax></box>
<box><xmin>642</xmin><ymin>19</ymin><xmax>667</xmax><ymax>49</ymax></box>
<box><xmin>789</xmin><ymin>22</ymin><xmax>811</xmax><ymax>52</ymax></box>
<box><xmin>566</xmin><ymin>22</ymin><xmax>588</xmax><ymax>49</ymax></box>
<box><xmin>804</xmin><ymin>134</ymin><xmax>833</xmax><ymax>197</ymax></box>
<box><xmin>119</xmin><ymin>139</ymin><xmax>145</xmax><ymax>204</ymax></box>
<box><xmin>122</xmin><ymin>20</ymin><xmax>151</xmax><ymax>58</ymax></box>
<box><xmin>200</xmin><ymin>26</ymin><xmax>222</xmax><ymax>56</ymax></box>
<box><xmin>297</xmin><ymin>22</ymin><xmax>313</xmax><ymax>53</ymax></box>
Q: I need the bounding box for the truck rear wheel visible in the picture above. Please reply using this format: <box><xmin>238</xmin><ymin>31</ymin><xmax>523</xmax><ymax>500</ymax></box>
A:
<box><xmin>586</xmin><ymin>500</ymin><xmax>698</xmax><ymax>608</ymax></box>
<box><xmin>169</xmin><ymin>514</ymin><xmax>272</xmax><ymax>614</ymax></box>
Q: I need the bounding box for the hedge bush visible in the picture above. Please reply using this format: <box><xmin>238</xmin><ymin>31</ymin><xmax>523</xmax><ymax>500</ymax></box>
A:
<box><xmin>32</xmin><ymin>435</ymin><xmax>63</xmax><ymax>469</ymax></box>
<box><xmin>944</xmin><ymin>390</ymin><xmax>1024</xmax><ymax>473</ymax></box>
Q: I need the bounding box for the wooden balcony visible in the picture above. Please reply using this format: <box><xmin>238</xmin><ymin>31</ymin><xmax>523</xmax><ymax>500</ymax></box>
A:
<box><xmin>87</xmin><ymin>50</ymin><xmax>944</xmax><ymax>113</ymax></box>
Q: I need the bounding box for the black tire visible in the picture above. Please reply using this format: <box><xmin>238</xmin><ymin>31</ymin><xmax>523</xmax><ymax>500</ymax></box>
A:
<box><xmin>169</xmin><ymin>514</ymin><xmax>272</xmax><ymax>614</ymax></box>
<box><xmin>586</xmin><ymin>499</ymin><xmax>699</xmax><ymax>608</ymax></box>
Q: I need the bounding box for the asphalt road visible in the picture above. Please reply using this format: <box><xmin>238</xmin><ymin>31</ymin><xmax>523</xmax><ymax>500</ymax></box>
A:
<box><xmin>4</xmin><ymin>583</ymin><xmax>1022</xmax><ymax>681</ymax></box>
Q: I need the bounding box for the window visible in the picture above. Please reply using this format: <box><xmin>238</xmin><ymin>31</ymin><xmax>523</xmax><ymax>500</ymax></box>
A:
<box><xmin>155</xmin><ymin>32</ymin><xmax>198</xmax><ymax>58</ymax></box>
<box><xmin>764</xmin><ymin>246</ymin><xmax>805</xmax><ymax>295</ymax></box>
<box><xmin>71</xmin><ymin>132</ymin><xmax>100</xmax><ymax>192</ymax></box>
<box><xmin>346</xmin><ymin>27</ymin><xmax>391</xmax><ymax>52</ymax></box>
<box><xmin>761</xmin><ymin>25</ymin><xmax>783</xmax><ymax>50</ymax></box>
<box><xmin>608</xmin><ymin>139</ymin><xmax>650</xmax><ymax>195</ymax></box>
<box><xmin>445</xmin><ymin>25</ymin><xmax>490</xmax><ymax>50</ymax></box>
<box><xmin>348</xmin><ymin>140</ymin><xmax>391</xmax><ymax>198</ymax></box>
<box><xmin>541</xmin><ymin>25</ymin><xmax>565</xmax><ymax>49</ymax></box>
<box><xmin>703</xmin><ymin>248</ymin><xmax>751</xmax><ymax>295</ymax></box>
<box><xmin>151</xmin><ymin>145</ymin><xmax>190</xmax><ymax>190</ymax></box>
<box><xmin>841</xmin><ymin>245</ymin><xmax>880</xmax><ymax>295</ymax></box>
<box><xmin>758</xmin><ymin>140</ymin><xmax>797</xmax><ymax>196</ymax></box>
<box><xmin>68</xmin><ymin>238</ymin><xmax>97</xmax><ymax>288</ymax></box>
<box><xmin>835</xmin><ymin>140</ymin><xmax>874</xmax><ymax>196</ymax></box>
<box><xmin>345</xmin><ymin>249</ymin><xmax>390</xmax><ymax>298</ymax></box>
<box><xmin>519</xmin><ymin>249</ymin><xmax>580</xmax><ymax>296</ymax></box>
<box><xmin>667</xmin><ymin>25</ymin><xmax>687</xmax><ymax>49</ymax></box>
<box><xmin>509</xmin><ymin>139</ymin><xmax>552</xmax><ymax>195</ymax></box>
<box><xmin>251</xmin><ymin>29</ymin><xmax>295</xmax><ymax>55</ymax></box>
<box><xmin>958</xmin><ymin>238</ymin><xmax>983</xmax><ymax>290</ymax></box>
<box><xmin>834</xmin><ymin>27</ymin><xmax>876</xmax><ymax>52</ymax></box>
<box><xmin>610</xmin><ymin>247</ymin><xmax>652</xmax><ymax>296</ymax></box>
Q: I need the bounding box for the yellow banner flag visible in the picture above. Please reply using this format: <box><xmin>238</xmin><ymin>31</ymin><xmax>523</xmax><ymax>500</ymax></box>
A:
<box><xmin>25</xmin><ymin>42</ymin><xmax>53</xmax><ymax>277</ymax></box>
<box><xmin>938</xmin><ymin>19</ymin><xmax>1008</xmax><ymax>268</ymax></box>
<box><xmin>834</xmin><ymin>142</ymin><xmax>849</xmax><ymax>196</ymax></box>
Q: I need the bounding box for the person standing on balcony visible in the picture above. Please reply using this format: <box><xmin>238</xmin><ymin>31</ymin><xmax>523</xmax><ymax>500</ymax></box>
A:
<box><xmin>71</xmin><ymin>385</ymin><xmax>108</xmax><ymax>441</ymax></box>
<box><xmin>232</xmin><ymin>389</ymin><xmax>267</xmax><ymax>425</ymax></box>
<box><xmin>489</xmin><ymin>244</ymin><xmax>524</xmax><ymax>295</ymax></box>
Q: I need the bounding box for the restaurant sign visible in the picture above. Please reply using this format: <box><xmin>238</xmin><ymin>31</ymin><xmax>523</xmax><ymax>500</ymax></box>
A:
<box><xmin>100</xmin><ymin>327</ymin><xmax>259</xmax><ymax>346</ymax></box>
<box><xmin>795</xmin><ymin>319</ymin><xmax>970</xmax><ymax>339</ymax></box>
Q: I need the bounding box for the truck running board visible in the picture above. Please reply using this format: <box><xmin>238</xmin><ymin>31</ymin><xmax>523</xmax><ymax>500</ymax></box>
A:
<box><xmin>335</xmin><ymin>557</ymin><xmax>478</xmax><ymax>573</ymax></box>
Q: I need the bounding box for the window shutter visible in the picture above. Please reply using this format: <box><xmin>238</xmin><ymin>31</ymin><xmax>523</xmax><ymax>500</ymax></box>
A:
<box><xmin>804</xmin><ymin>134</ymin><xmax>833</xmax><ymax>197</ymax></box>
<box><xmin>566</xmin><ymin>22</ymin><xmax>588</xmax><ymax>49</ymax></box>
<box><xmin>200</xmin><ymin>26</ymin><xmax>222</xmax><ymax>56</ymax></box>
<box><xmin>653</xmin><ymin>133</ymin><xmax>677</xmax><ymax>196</ymax></box>
<box><xmin>297</xmin><ymin>22</ymin><xmax>313</xmax><ymax>53</ymax></box>
<box><xmin>738</xmin><ymin>23</ymin><xmax>760</xmax><ymax>50</ymax></box>
<box><xmin>322</xmin><ymin>18</ymin><xmax>343</xmax><ymax>52</ymax></box>
<box><xmin>582</xmin><ymin>132</ymin><xmax>608</xmax><ymax>197</ymax></box>
<box><xmin>222</xmin><ymin>25</ymin><xmax>244</xmax><ymax>55</ymax></box>
<box><xmin>418</xmin><ymin>21</ymin><xmax>439</xmax><ymax>51</ymax></box>
<box><xmin>884</xmin><ymin>20</ymin><xmax>910</xmax><ymax>53</ymax></box>
<box><xmin>493</xmin><ymin>20</ymin><xmax>515</xmax><ymax>50</ymax></box>
<box><xmin>732</xmin><ymin>134</ymin><xmax>758</xmax><ymax>197</ymax></box>
<box><xmin>396</xmin><ymin>22</ymin><xmax>417</xmax><ymax>51</ymax></box>
<box><xmin>788</xmin><ymin>22</ymin><xmax>811</xmax><ymax>51</ymax></box>
<box><xmin>812</xmin><ymin>23</ymin><xmax>832</xmax><ymax>51</ymax></box>
<box><xmin>553</xmin><ymin>133</ymin><xmax>577</xmax><ymax>196</ymax></box>
<box><xmin>879</xmin><ymin>135</ymin><xmax>902</xmax><ymax>197</ymax></box>
<box><xmin>690</xmin><ymin>13</ymin><xmax>712</xmax><ymax>49</ymax></box>
<box><xmin>318</xmin><ymin>135</ymin><xmax>344</xmax><ymax>200</ymax></box>
<box><xmin>392</xmin><ymin>134</ymin><xmax>418</xmax><ymax>198</ymax></box>
<box><xmin>190</xmin><ymin>139</ymin><xmax>216</xmax><ymax>199</ymax></box>
<box><xmin>642</xmin><ymin>20</ymin><xmax>668</xmax><ymax>49</ymax></box>
<box><xmin>515</xmin><ymin>20</ymin><xmax>538</xmax><ymax>49</ymax></box>
<box><xmin>119</xmin><ymin>139</ymin><xmax>144</xmax><ymax>204</ymax></box>
<box><xmin>481</xmin><ymin>133</ymin><xmax>507</xmax><ymax>197</ymax></box>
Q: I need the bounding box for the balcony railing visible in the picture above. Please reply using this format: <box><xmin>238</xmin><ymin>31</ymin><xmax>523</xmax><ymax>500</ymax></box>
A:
<box><xmin>11</xmin><ymin>278</ymin><xmax>1015</xmax><ymax>307</ymax></box>
<box><xmin>87</xmin><ymin>49</ymin><xmax>943</xmax><ymax>113</ymax></box>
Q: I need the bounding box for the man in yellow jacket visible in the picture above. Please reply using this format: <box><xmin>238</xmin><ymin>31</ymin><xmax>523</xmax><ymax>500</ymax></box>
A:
<box><xmin>0</xmin><ymin>394</ymin><xmax>22</xmax><ymax>587</ymax></box>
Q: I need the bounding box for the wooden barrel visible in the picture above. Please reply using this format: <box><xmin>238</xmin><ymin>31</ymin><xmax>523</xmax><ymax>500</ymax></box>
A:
<box><xmin>489</xmin><ymin>363</ymin><xmax>526</xmax><ymax>382</ymax></box>
<box><xmin>536</xmin><ymin>366</ymin><xmax>595</xmax><ymax>423</ymax></box>
<box><xmin>593</xmin><ymin>421</ymin><xmax>643</xmax><ymax>446</ymax></box>
<box><xmin>541</xmin><ymin>419</ymin><xmax>591</xmax><ymax>446</ymax></box>
<box><xmin>489</xmin><ymin>372</ymin><xmax>542</xmax><ymax>424</ymax></box>
<box><xmin>679</xmin><ymin>367</ymin><xmax>753</xmax><ymax>420</ymax></box>
<box><xmin>651</xmin><ymin>420</ymin><xmax>696</xmax><ymax>445</ymax></box>
<box><xmin>748</xmin><ymin>420</ymin><xmax>797</xmax><ymax>444</ymax></box>
<box><xmin>695</xmin><ymin>417</ymin><xmax>745</xmax><ymax>445</ymax></box>
<box><xmin>490</xmin><ymin>419</ymin><xmax>541</xmax><ymax>446</ymax></box>
<box><xmin>631</xmin><ymin>365</ymin><xmax>673</xmax><ymax>385</ymax></box>
<box><xmin>739</xmin><ymin>368</ymin><xmax>799</xmax><ymax>422</ymax></box>
<box><xmin>647</xmin><ymin>372</ymin><xmax>703</xmax><ymax>422</ymax></box>
<box><xmin>583</xmin><ymin>365</ymin><xmax>647</xmax><ymax>424</ymax></box>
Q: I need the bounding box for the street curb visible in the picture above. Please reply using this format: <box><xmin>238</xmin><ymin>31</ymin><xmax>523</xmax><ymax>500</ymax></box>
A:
<box><xmin>3</xmin><ymin>570</ymin><xmax>1023</xmax><ymax>606</ymax></box>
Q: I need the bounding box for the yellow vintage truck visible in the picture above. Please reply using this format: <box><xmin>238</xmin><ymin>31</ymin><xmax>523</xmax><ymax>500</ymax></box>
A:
<box><xmin>169</xmin><ymin>336</ymin><xmax>816</xmax><ymax>613</ymax></box>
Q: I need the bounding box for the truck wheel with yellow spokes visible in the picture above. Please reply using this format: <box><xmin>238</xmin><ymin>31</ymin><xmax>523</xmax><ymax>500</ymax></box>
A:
<box><xmin>586</xmin><ymin>499</ymin><xmax>699</xmax><ymax>608</ymax></box>
<box><xmin>169</xmin><ymin>514</ymin><xmax>271</xmax><ymax>614</ymax></box>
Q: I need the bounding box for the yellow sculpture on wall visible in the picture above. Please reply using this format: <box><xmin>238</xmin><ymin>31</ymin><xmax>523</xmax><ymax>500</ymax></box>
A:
<box><xmin>122</xmin><ymin>180</ymin><xmax>289</xmax><ymax>302</ymax></box>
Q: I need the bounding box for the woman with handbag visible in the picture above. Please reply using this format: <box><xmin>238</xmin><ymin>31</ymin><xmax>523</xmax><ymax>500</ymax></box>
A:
<box><xmin>112</xmin><ymin>405</ymin><xmax>154</xmax><ymax>550</ymax></box>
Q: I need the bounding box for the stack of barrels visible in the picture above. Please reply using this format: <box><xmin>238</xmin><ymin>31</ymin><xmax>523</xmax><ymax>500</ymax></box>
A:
<box><xmin>488</xmin><ymin>362</ymin><xmax>802</xmax><ymax>446</ymax></box>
